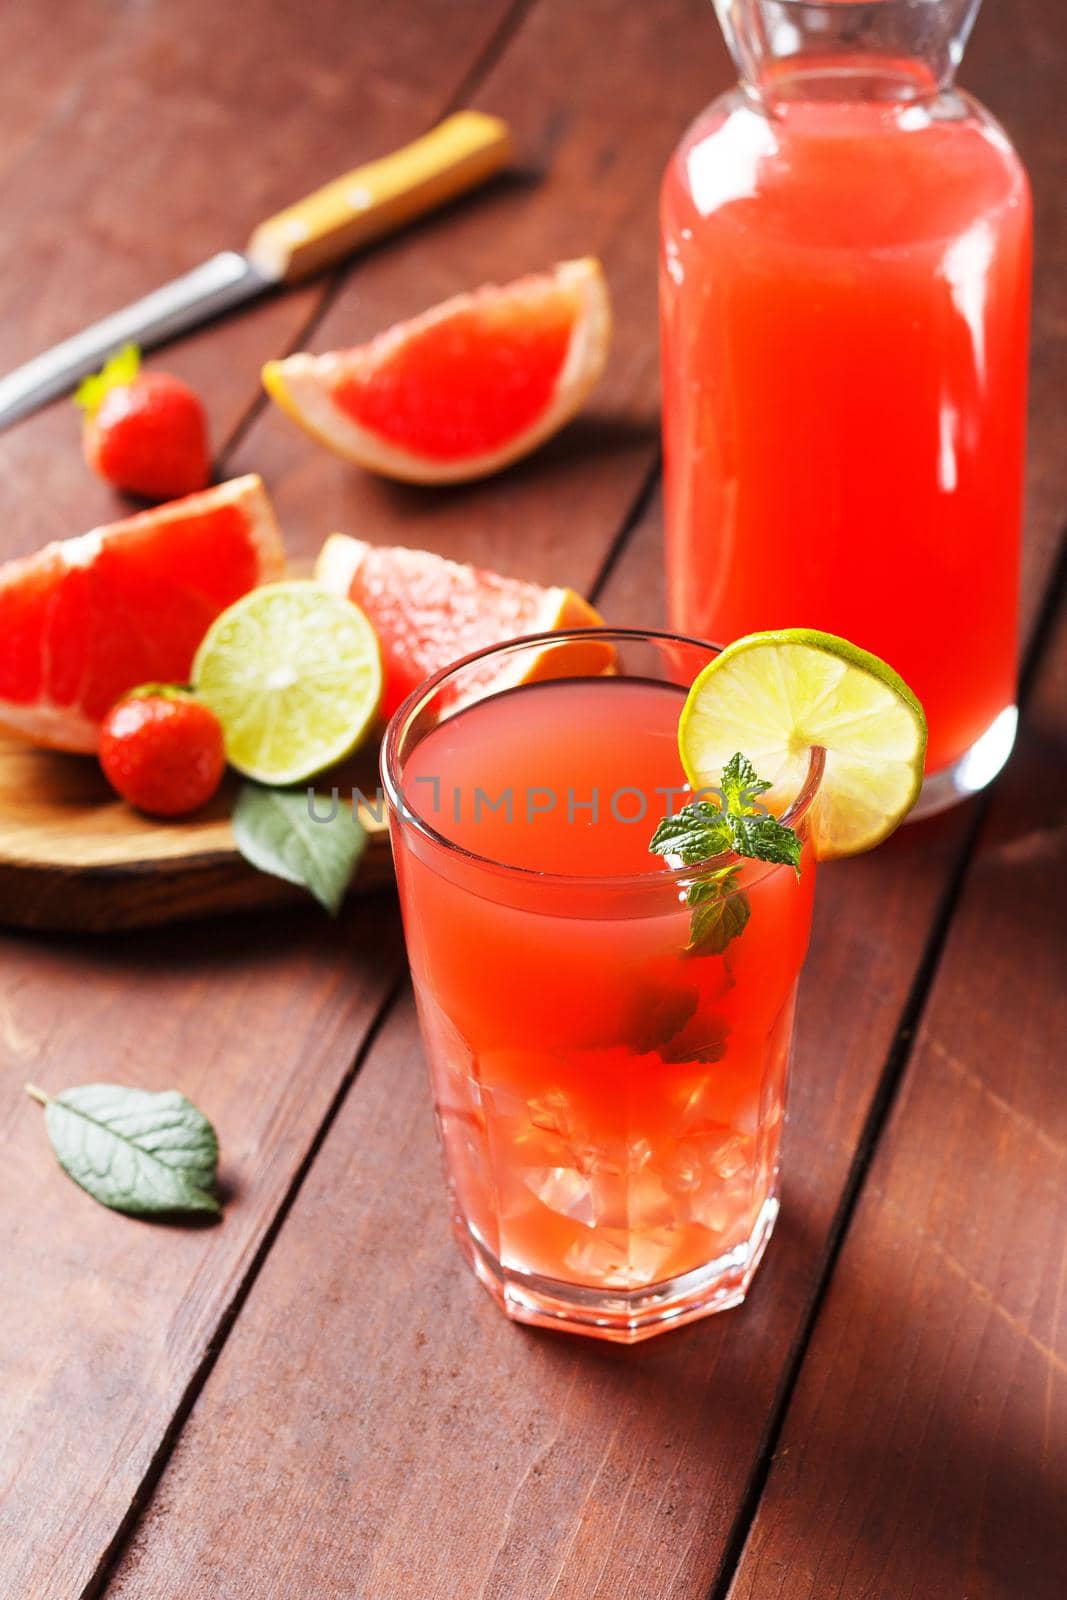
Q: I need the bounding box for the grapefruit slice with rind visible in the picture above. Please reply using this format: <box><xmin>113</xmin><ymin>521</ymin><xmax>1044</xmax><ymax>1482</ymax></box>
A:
<box><xmin>315</xmin><ymin>533</ymin><xmax>607</xmax><ymax>719</ymax></box>
<box><xmin>0</xmin><ymin>476</ymin><xmax>285</xmax><ymax>753</ymax></box>
<box><xmin>678</xmin><ymin>629</ymin><xmax>927</xmax><ymax>860</ymax></box>
<box><xmin>263</xmin><ymin>257</ymin><xmax>612</xmax><ymax>484</ymax></box>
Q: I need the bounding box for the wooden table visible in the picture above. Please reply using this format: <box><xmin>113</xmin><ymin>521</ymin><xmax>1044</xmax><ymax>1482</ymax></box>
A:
<box><xmin>2</xmin><ymin>3</ymin><xmax>1064</xmax><ymax>1595</ymax></box>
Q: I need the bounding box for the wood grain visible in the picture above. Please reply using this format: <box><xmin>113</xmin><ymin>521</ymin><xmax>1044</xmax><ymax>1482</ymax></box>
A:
<box><xmin>725</xmin><ymin>584</ymin><xmax>1067</xmax><ymax>1600</ymax></box>
<box><xmin>98</xmin><ymin>475</ymin><xmax>991</xmax><ymax>1600</ymax></box>
<box><xmin>99</xmin><ymin>0</ymin><xmax>1067</xmax><ymax>1582</ymax></box>
<box><xmin>0</xmin><ymin>735</ymin><xmax>392</xmax><ymax>931</ymax></box>
<box><xmin>0</xmin><ymin>904</ymin><xmax>407</xmax><ymax>1600</ymax></box>
<box><xmin>716</xmin><ymin>7</ymin><xmax>1067</xmax><ymax>1583</ymax></box>
<box><xmin>0</xmin><ymin>3</ymin><xmax>523</xmax><ymax>1595</ymax></box>
<box><xmin>0</xmin><ymin>0</ymin><xmax>520</xmax><ymax>559</ymax></box>
<box><xmin>0</xmin><ymin>2</ymin><xmax>116</xmax><ymax>186</ymax></box>
<box><xmin>223</xmin><ymin>1</ymin><xmax>681</xmax><ymax>579</ymax></box>
<box><xmin>3</xmin><ymin>3</ymin><xmax>1064</xmax><ymax>1599</ymax></box>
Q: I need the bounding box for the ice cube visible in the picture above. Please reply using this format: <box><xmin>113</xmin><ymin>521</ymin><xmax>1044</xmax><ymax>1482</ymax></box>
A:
<box><xmin>528</xmin><ymin>1086</ymin><xmax>575</xmax><ymax>1139</ymax></box>
<box><xmin>563</xmin><ymin>1225</ymin><xmax>678</xmax><ymax>1289</ymax></box>
<box><xmin>523</xmin><ymin>1166</ymin><xmax>597</xmax><ymax>1228</ymax></box>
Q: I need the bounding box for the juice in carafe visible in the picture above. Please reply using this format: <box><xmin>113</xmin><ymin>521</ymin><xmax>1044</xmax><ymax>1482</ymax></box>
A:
<box><xmin>661</xmin><ymin>0</ymin><xmax>1030</xmax><ymax>803</ymax></box>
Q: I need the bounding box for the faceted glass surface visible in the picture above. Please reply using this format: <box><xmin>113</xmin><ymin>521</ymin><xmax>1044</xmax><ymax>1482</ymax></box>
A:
<box><xmin>382</xmin><ymin>631</ymin><xmax>820</xmax><ymax>1341</ymax></box>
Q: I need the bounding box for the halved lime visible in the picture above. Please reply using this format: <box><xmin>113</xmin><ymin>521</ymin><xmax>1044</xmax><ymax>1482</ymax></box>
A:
<box><xmin>678</xmin><ymin>629</ymin><xmax>927</xmax><ymax>859</ymax></box>
<box><xmin>191</xmin><ymin>581</ymin><xmax>382</xmax><ymax>784</ymax></box>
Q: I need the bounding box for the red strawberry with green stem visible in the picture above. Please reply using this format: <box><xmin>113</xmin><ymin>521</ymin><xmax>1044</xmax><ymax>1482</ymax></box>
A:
<box><xmin>99</xmin><ymin>686</ymin><xmax>226</xmax><ymax>818</ymax></box>
<box><xmin>76</xmin><ymin>344</ymin><xmax>211</xmax><ymax>500</ymax></box>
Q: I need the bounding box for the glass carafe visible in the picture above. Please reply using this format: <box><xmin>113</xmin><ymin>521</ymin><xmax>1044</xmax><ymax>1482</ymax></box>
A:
<box><xmin>660</xmin><ymin>0</ymin><xmax>1031</xmax><ymax>811</ymax></box>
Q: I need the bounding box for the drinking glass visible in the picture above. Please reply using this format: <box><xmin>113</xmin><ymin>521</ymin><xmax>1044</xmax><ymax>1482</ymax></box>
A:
<box><xmin>382</xmin><ymin>629</ymin><xmax>823</xmax><ymax>1341</ymax></box>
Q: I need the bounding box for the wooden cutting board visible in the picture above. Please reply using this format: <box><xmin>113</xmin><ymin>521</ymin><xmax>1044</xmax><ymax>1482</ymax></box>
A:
<box><xmin>0</xmin><ymin>732</ymin><xmax>394</xmax><ymax>932</ymax></box>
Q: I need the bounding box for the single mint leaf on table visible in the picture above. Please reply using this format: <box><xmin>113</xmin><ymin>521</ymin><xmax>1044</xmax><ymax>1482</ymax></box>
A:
<box><xmin>649</xmin><ymin>750</ymin><xmax>802</xmax><ymax>956</ymax></box>
<box><xmin>232</xmin><ymin>782</ymin><xmax>367</xmax><ymax>916</ymax></box>
<box><xmin>25</xmin><ymin>1082</ymin><xmax>220</xmax><ymax>1218</ymax></box>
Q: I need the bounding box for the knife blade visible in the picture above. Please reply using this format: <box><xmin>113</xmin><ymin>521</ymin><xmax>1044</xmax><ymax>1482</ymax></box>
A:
<box><xmin>0</xmin><ymin>254</ymin><xmax>267</xmax><ymax>430</ymax></box>
<box><xmin>0</xmin><ymin>111</ymin><xmax>512</xmax><ymax>432</ymax></box>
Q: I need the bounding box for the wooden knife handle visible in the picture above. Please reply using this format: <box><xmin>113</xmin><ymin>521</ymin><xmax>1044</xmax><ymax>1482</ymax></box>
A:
<box><xmin>245</xmin><ymin>111</ymin><xmax>513</xmax><ymax>284</ymax></box>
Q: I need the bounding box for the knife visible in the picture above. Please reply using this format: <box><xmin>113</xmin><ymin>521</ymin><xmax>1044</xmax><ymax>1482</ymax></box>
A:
<box><xmin>0</xmin><ymin>110</ymin><xmax>513</xmax><ymax>431</ymax></box>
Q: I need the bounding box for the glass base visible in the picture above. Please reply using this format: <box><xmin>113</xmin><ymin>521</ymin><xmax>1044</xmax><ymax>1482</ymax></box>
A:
<box><xmin>911</xmin><ymin>705</ymin><xmax>1018</xmax><ymax>821</ymax></box>
<box><xmin>454</xmin><ymin>1194</ymin><xmax>780</xmax><ymax>1344</ymax></box>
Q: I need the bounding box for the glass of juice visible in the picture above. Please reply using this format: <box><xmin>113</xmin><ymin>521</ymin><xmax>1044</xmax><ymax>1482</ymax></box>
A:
<box><xmin>381</xmin><ymin>629</ymin><xmax>822</xmax><ymax>1342</ymax></box>
<box><xmin>660</xmin><ymin>0</ymin><xmax>1031</xmax><ymax>813</ymax></box>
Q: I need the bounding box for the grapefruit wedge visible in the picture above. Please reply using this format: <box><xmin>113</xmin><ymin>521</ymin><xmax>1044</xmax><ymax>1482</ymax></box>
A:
<box><xmin>0</xmin><ymin>475</ymin><xmax>285</xmax><ymax>752</ymax></box>
<box><xmin>315</xmin><ymin>533</ymin><xmax>605</xmax><ymax>718</ymax></box>
<box><xmin>263</xmin><ymin>258</ymin><xmax>612</xmax><ymax>484</ymax></box>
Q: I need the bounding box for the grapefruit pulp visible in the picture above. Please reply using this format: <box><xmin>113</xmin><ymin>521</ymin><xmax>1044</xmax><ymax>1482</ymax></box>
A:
<box><xmin>315</xmin><ymin>534</ymin><xmax>605</xmax><ymax>719</ymax></box>
<box><xmin>0</xmin><ymin>475</ymin><xmax>285</xmax><ymax>752</ymax></box>
<box><xmin>263</xmin><ymin>258</ymin><xmax>612</xmax><ymax>484</ymax></box>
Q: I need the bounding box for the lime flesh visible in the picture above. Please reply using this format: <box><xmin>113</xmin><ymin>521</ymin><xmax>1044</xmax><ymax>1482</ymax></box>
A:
<box><xmin>191</xmin><ymin>581</ymin><xmax>382</xmax><ymax>784</ymax></box>
<box><xmin>678</xmin><ymin>628</ymin><xmax>927</xmax><ymax>859</ymax></box>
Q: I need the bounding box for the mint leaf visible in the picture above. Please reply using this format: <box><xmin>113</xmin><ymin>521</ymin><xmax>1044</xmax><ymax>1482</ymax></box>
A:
<box><xmin>686</xmin><ymin>866</ymin><xmax>750</xmax><ymax>956</ymax></box>
<box><xmin>660</xmin><ymin>1011</ymin><xmax>730</xmax><ymax>1064</ymax></box>
<box><xmin>26</xmin><ymin>1082</ymin><xmax>220</xmax><ymax>1218</ymax></box>
<box><xmin>649</xmin><ymin>753</ymin><xmax>801</xmax><ymax>874</ymax></box>
<box><xmin>719</xmin><ymin>751</ymin><xmax>772</xmax><ymax>813</ymax></box>
<box><xmin>729</xmin><ymin>810</ymin><xmax>802</xmax><ymax>871</ymax></box>
<box><xmin>649</xmin><ymin>803</ymin><xmax>733</xmax><ymax>864</ymax></box>
<box><xmin>649</xmin><ymin>750</ymin><xmax>802</xmax><ymax>955</ymax></box>
<box><xmin>232</xmin><ymin>782</ymin><xmax>366</xmax><ymax>916</ymax></box>
<box><xmin>620</xmin><ymin>981</ymin><xmax>730</xmax><ymax>1062</ymax></box>
<box><xmin>625</xmin><ymin>983</ymin><xmax>701</xmax><ymax>1055</ymax></box>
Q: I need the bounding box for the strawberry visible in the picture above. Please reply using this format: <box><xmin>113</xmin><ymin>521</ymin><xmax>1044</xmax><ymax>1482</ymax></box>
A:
<box><xmin>99</xmin><ymin>687</ymin><xmax>226</xmax><ymax>818</ymax></box>
<box><xmin>76</xmin><ymin>344</ymin><xmax>211</xmax><ymax>500</ymax></box>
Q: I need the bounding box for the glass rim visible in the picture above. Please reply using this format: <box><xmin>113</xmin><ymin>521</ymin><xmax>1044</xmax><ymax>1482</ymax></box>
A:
<box><xmin>380</xmin><ymin>625</ymin><xmax>825</xmax><ymax>892</ymax></box>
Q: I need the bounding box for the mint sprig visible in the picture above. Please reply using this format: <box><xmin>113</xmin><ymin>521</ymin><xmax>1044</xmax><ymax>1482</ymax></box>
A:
<box><xmin>649</xmin><ymin>752</ymin><xmax>801</xmax><ymax>956</ymax></box>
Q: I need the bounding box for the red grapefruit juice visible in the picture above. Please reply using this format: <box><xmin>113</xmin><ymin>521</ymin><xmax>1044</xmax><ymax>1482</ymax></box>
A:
<box><xmin>661</xmin><ymin>71</ymin><xmax>1030</xmax><ymax>782</ymax></box>
<box><xmin>387</xmin><ymin>663</ymin><xmax>817</xmax><ymax>1337</ymax></box>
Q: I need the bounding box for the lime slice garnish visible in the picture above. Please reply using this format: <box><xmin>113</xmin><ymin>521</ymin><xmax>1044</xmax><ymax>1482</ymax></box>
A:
<box><xmin>191</xmin><ymin>581</ymin><xmax>382</xmax><ymax>784</ymax></box>
<box><xmin>678</xmin><ymin>629</ymin><xmax>927</xmax><ymax>859</ymax></box>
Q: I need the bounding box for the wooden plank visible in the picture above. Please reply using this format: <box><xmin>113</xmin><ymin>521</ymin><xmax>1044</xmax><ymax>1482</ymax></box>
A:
<box><xmin>100</xmin><ymin>0</ymin><xmax>1067</xmax><ymax>1584</ymax></box>
<box><xmin>98</xmin><ymin>489</ymin><xmax>977</xmax><ymax>1600</ymax></box>
<box><xmin>16</xmin><ymin>0</ymin><xmax>1067</xmax><ymax>1593</ymax></box>
<box><xmin>724</xmin><ymin>584</ymin><xmax>1067</xmax><ymax>1600</ymax></box>
<box><xmin>0</xmin><ymin>739</ymin><xmax>393</xmax><ymax>932</ymax></box>
<box><xmin>0</xmin><ymin>4</ymin><xmax>525</xmax><ymax>1596</ymax></box>
<box><xmin>719</xmin><ymin>11</ymin><xmax>1067</xmax><ymax>1582</ymax></box>
<box><xmin>0</xmin><ymin>2</ymin><xmax>116</xmax><ymax>184</ymax></box>
<box><xmin>0</xmin><ymin>907</ymin><xmax>405</xmax><ymax>1596</ymax></box>
<box><xmin>222</xmin><ymin>3</ymin><xmax>681</xmax><ymax>580</ymax></box>
<box><xmin>0</xmin><ymin>0</ymin><xmax>518</xmax><ymax>558</ymax></box>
